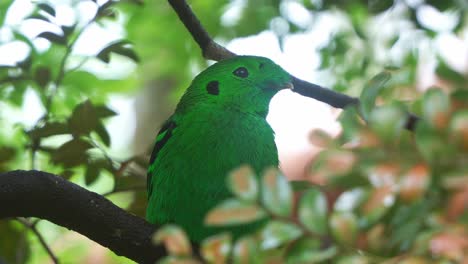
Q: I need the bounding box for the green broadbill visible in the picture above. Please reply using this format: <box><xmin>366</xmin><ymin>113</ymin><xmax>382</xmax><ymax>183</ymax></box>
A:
<box><xmin>146</xmin><ymin>56</ymin><xmax>292</xmax><ymax>242</ymax></box>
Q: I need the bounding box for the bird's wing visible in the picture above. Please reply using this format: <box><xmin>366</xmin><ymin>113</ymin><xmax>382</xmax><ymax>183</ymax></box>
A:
<box><xmin>147</xmin><ymin>118</ymin><xmax>177</xmax><ymax>198</ymax></box>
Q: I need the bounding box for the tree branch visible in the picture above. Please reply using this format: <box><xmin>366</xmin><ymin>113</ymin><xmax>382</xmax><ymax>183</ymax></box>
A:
<box><xmin>0</xmin><ymin>170</ymin><xmax>165</xmax><ymax>264</ymax></box>
<box><xmin>167</xmin><ymin>0</ymin><xmax>420</xmax><ymax>131</ymax></box>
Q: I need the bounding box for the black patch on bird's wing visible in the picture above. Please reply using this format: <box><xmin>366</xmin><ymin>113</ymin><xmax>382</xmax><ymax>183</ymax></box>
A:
<box><xmin>206</xmin><ymin>80</ymin><xmax>219</xmax><ymax>95</ymax></box>
<box><xmin>147</xmin><ymin>120</ymin><xmax>177</xmax><ymax>198</ymax></box>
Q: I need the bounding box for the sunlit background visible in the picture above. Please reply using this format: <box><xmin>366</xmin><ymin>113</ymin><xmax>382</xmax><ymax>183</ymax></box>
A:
<box><xmin>0</xmin><ymin>0</ymin><xmax>466</xmax><ymax>263</ymax></box>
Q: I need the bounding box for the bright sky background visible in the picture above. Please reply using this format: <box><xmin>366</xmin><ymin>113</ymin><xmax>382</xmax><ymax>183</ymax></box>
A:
<box><xmin>1</xmin><ymin>0</ymin><xmax>467</xmax><ymax>178</ymax></box>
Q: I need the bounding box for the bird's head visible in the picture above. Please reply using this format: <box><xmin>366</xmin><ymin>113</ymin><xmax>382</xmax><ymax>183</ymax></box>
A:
<box><xmin>177</xmin><ymin>56</ymin><xmax>292</xmax><ymax>118</ymax></box>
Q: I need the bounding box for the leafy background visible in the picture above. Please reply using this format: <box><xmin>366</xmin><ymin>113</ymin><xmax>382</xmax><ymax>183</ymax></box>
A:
<box><xmin>0</xmin><ymin>0</ymin><xmax>467</xmax><ymax>263</ymax></box>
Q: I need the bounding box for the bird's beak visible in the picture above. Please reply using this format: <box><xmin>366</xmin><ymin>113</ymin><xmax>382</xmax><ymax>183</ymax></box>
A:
<box><xmin>280</xmin><ymin>82</ymin><xmax>294</xmax><ymax>90</ymax></box>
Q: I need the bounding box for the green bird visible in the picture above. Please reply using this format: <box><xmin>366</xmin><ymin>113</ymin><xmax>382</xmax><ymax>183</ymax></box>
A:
<box><xmin>146</xmin><ymin>56</ymin><xmax>292</xmax><ymax>242</ymax></box>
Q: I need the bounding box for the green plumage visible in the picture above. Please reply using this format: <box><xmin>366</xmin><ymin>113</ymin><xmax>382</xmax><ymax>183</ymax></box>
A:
<box><xmin>146</xmin><ymin>56</ymin><xmax>291</xmax><ymax>242</ymax></box>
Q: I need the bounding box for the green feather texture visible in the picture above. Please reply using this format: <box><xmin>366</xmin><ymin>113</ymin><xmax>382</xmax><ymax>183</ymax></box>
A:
<box><xmin>146</xmin><ymin>56</ymin><xmax>292</xmax><ymax>242</ymax></box>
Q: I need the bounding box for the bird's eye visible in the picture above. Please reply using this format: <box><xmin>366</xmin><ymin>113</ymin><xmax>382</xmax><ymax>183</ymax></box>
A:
<box><xmin>233</xmin><ymin>67</ymin><xmax>249</xmax><ymax>78</ymax></box>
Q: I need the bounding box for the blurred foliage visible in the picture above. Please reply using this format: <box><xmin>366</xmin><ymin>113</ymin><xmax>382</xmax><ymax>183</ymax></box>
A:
<box><xmin>0</xmin><ymin>0</ymin><xmax>467</xmax><ymax>263</ymax></box>
<box><xmin>156</xmin><ymin>80</ymin><xmax>468</xmax><ymax>263</ymax></box>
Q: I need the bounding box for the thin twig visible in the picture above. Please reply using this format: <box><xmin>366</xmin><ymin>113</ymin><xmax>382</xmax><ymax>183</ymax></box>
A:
<box><xmin>16</xmin><ymin>217</ymin><xmax>60</xmax><ymax>264</ymax></box>
<box><xmin>167</xmin><ymin>0</ymin><xmax>420</xmax><ymax>131</ymax></box>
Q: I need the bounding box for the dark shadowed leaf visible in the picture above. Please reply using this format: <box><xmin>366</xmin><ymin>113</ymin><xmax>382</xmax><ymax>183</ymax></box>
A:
<box><xmin>422</xmin><ymin>88</ymin><xmax>450</xmax><ymax>129</ymax></box>
<box><xmin>0</xmin><ymin>147</ymin><xmax>16</xmax><ymax>163</ymax></box>
<box><xmin>228</xmin><ymin>165</ymin><xmax>258</xmax><ymax>202</ymax></box>
<box><xmin>298</xmin><ymin>188</ymin><xmax>328</xmax><ymax>235</ymax></box>
<box><xmin>436</xmin><ymin>59</ymin><xmax>467</xmax><ymax>85</ymax></box>
<box><xmin>37</xmin><ymin>3</ymin><xmax>55</xmax><ymax>16</ymax></box>
<box><xmin>85</xmin><ymin>163</ymin><xmax>100</xmax><ymax>185</ymax></box>
<box><xmin>51</xmin><ymin>138</ymin><xmax>93</xmax><ymax>167</ymax></box>
<box><xmin>94</xmin><ymin>122</ymin><xmax>111</xmax><ymax>146</ymax></box>
<box><xmin>260</xmin><ymin>220</ymin><xmax>302</xmax><ymax>250</ymax></box>
<box><xmin>97</xmin><ymin>40</ymin><xmax>139</xmax><ymax>63</ymax></box>
<box><xmin>36</xmin><ymin>32</ymin><xmax>66</xmax><ymax>45</ymax></box>
<box><xmin>34</xmin><ymin>66</ymin><xmax>51</xmax><ymax>88</ymax></box>
<box><xmin>261</xmin><ymin>168</ymin><xmax>293</xmax><ymax>217</ymax></box>
<box><xmin>360</xmin><ymin>71</ymin><xmax>392</xmax><ymax>121</ymax></box>
<box><xmin>205</xmin><ymin>199</ymin><xmax>266</xmax><ymax>226</ymax></box>
<box><xmin>28</xmin><ymin>121</ymin><xmax>69</xmax><ymax>139</ymax></box>
<box><xmin>94</xmin><ymin>105</ymin><xmax>117</xmax><ymax>118</ymax></box>
<box><xmin>68</xmin><ymin>100</ymin><xmax>100</xmax><ymax>135</ymax></box>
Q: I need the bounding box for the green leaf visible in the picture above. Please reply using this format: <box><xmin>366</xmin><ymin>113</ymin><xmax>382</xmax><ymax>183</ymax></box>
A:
<box><xmin>285</xmin><ymin>237</ymin><xmax>320</xmax><ymax>263</ymax></box>
<box><xmin>260</xmin><ymin>220</ymin><xmax>303</xmax><ymax>250</ymax></box>
<box><xmin>298</xmin><ymin>188</ymin><xmax>328</xmax><ymax>235</ymax></box>
<box><xmin>201</xmin><ymin>233</ymin><xmax>232</xmax><ymax>263</ymax></box>
<box><xmin>228</xmin><ymin>165</ymin><xmax>258</xmax><ymax>202</ymax></box>
<box><xmin>37</xmin><ymin>3</ymin><xmax>55</xmax><ymax>17</ymax></box>
<box><xmin>28</xmin><ymin>121</ymin><xmax>69</xmax><ymax>139</ymax></box>
<box><xmin>436</xmin><ymin>59</ymin><xmax>466</xmax><ymax>85</ymax></box>
<box><xmin>334</xmin><ymin>188</ymin><xmax>368</xmax><ymax>212</ymax></box>
<box><xmin>286</xmin><ymin>240</ymin><xmax>336</xmax><ymax>264</ymax></box>
<box><xmin>359</xmin><ymin>71</ymin><xmax>392</xmax><ymax>121</ymax></box>
<box><xmin>233</xmin><ymin>236</ymin><xmax>258</xmax><ymax>264</ymax></box>
<box><xmin>68</xmin><ymin>100</ymin><xmax>100</xmax><ymax>136</ymax></box>
<box><xmin>368</xmin><ymin>104</ymin><xmax>406</xmax><ymax>142</ymax></box>
<box><xmin>36</xmin><ymin>31</ymin><xmax>67</xmax><ymax>45</ymax></box>
<box><xmin>290</xmin><ymin>180</ymin><xmax>315</xmax><ymax>192</ymax></box>
<box><xmin>415</xmin><ymin>121</ymin><xmax>447</xmax><ymax>162</ymax></box>
<box><xmin>205</xmin><ymin>199</ymin><xmax>266</xmax><ymax>226</ymax></box>
<box><xmin>422</xmin><ymin>88</ymin><xmax>450</xmax><ymax>129</ymax></box>
<box><xmin>51</xmin><ymin>138</ymin><xmax>93</xmax><ymax>167</ymax></box>
<box><xmin>330</xmin><ymin>211</ymin><xmax>358</xmax><ymax>245</ymax></box>
<box><xmin>153</xmin><ymin>225</ymin><xmax>192</xmax><ymax>256</ymax></box>
<box><xmin>261</xmin><ymin>168</ymin><xmax>293</xmax><ymax>217</ymax></box>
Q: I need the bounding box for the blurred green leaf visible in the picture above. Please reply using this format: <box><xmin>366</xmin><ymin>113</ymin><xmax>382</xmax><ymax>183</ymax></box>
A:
<box><xmin>422</xmin><ymin>88</ymin><xmax>450</xmax><ymax>129</ymax></box>
<box><xmin>436</xmin><ymin>60</ymin><xmax>466</xmax><ymax>85</ymax></box>
<box><xmin>290</xmin><ymin>180</ymin><xmax>315</xmax><ymax>192</ymax></box>
<box><xmin>261</xmin><ymin>168</ymin><xmax>293</xmax><ymax>217</ymax></box>
<box><xmin>298</xmin><ymin>188</ymin><xmax>328</xmax><ymax>235</ymax></box>
<box><xmin>228</xmin><ymin>165</ymin><xmax>258</xmax><ymax>202</ymax></box>
<box><xmin>205</xmin><ymin>198</ymin><xmax>266</xmax><ymax>226</ymax></box>
<box><xmin>201</xmin><ymin>233</ymin><xmax>231</xmax><ymax>263</ymax></box>
<box><xmin>359</xmin><ymin>71</ymin><xmax>392</xmax><ymax>121</ymax></box>
<box><xmin>260</xmin><ymin>220</ymin><xmax>302</xmax><ymax>250</ymax></box>
<box><xmin>330</xmin><ymin>211</ymin><xmax>358</xmax><ymax>245</ymax></box>
<box><xmin>153</xmin><ymin>225</ymin><xmax>192</xmax><ymax>256</ymax></box>
<box><xmin>285</xmin><ymin>237</ymin><xmax>320</xmax><ymax>263</ymax></box>
<box><xmin>232</xmin><ymin>236</ymin><xmax>258</xmax><ymax>264</ymax></box>
<box><xmin>0</xmin><ymin>146</ymin><xmax>15</xmax><ymax>163</ymax></box>
<box><xmin>368</xmin><ymin>104</ymin><xmax>406</xmax><ymax>142</ymax></box>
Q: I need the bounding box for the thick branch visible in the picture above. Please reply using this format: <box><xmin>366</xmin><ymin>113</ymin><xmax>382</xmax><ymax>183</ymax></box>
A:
<box><xmin>167</xmin><ymin>0</ymin><xmax>420</xmax><ymax>131</ymax></box>
<box><xmin>0</xmin><ymin>170</ymin><xmax>165</xmax><ymax>264</ymax></box>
